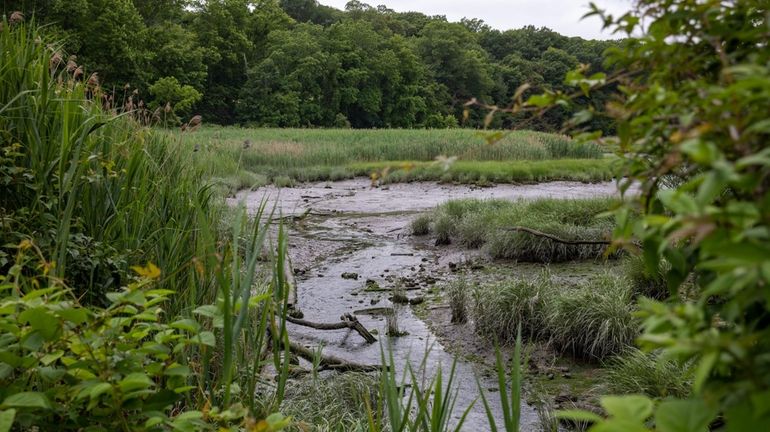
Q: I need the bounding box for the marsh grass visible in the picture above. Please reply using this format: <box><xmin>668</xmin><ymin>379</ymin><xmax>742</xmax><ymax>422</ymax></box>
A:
<box><xmin>447</xmin><ymin>279</ymin><xmax>469</xmax><ymax>324</ymax></box>
<box><xmin>602</xmin><ymin>349</ymin><xmax>693</xmax><ymax>399</ymax></box>
<box><xmin>173</xmin><ymin>126</ymin><xmax>614</xmax><ymax>188</ymax></box>
<box><xmin>178</xmin><ymin>127</ymin><xmax>603</xmax><ymax>168</ymax></box>
<box><xmin>411</xmin><ymin>214</ymin><xmax>432</xmax><ymax>236</ymax></box>
<box><xmin>623</xmin><ymin>255</ymin><xmax>670</xmax><ymax>300</ymax></box>
<box><xmin>473</xmin><ymin>272</ymin><xmax>555</xmax><ymax>343</ymax></box>
<box><xmin>546</xmin><ymin>273</ymin><xmax>638</xmax><ymax>360</ymax></box>
<box><xmin>280</xmin><ymin>373</ymin><xmax>377</xmax><ymax>431</ymax></box>
<box><xmin>471</xmin><ymin>272</ymin><xmax>638</xmax><ymax>361</ymax></box>
<box><xmin>425</xmin><ymin>197</ymin><xmax>618</xmax><ymax>263</ymax></box>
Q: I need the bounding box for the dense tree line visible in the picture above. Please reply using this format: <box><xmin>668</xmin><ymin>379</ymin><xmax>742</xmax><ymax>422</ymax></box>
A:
<box><xmin>5</xmin><ymin>0</ymin><xmax>618</xmax><ymax>130</ymax></box>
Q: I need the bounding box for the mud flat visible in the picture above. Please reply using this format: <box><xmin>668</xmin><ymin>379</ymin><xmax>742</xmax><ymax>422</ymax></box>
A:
<box><xmin>232</xmin><ymin>178</ymin><xmax>624</xmax><ymax>430</ymax></box>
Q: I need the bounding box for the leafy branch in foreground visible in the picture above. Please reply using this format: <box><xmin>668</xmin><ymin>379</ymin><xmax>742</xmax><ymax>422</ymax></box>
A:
<box><xmin>524</xmin><ymin>0</ymin><xmax>770</xmax><ymax>430</ymax></box>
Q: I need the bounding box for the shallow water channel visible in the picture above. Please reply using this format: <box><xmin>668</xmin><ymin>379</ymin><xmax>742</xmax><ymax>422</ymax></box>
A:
<box><xmin>234</xmin><ymin>179</ymin><xmax>621</xmax><ymax>431</ymax></box>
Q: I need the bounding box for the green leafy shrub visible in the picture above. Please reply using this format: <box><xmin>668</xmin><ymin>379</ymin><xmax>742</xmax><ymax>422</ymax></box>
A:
<box><xmin>552</xmin><ymin>1</ymin><xmax>770</xmax><ymax>428</ymax></box>
<box><xmin>0</xmin><ymin>256</ymin><xmax>252</xmax><ymax>430</ymax></box>
<box><xmin>149</xmin><ymin>76</ymin><xmax>203</xmax><ymax>125</ymax></box>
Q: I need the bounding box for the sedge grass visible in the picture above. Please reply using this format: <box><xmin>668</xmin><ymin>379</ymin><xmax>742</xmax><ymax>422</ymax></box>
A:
<box><xmin>470</xmin><ymin>272</ymin><xmax>638</xmax><ymax>361</ymax></box>
<box><xmin>602</xmin><ymin>348</ymin><xmax>693</xmax><ymax>399</ymax></box>
<box><xmin>420</xmin><ymin>197</ymin><xmax>618</xmax><ymax>263</ymax></box>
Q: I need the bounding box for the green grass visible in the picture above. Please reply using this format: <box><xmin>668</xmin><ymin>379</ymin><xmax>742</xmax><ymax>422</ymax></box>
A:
<box><xmin>546</xmin><ymin>273</ymin><xmax>638</xmax><ymax>360</ymax></box>
<box><xmin>469</xmin><ymin>272</ymin><xmax>638</xmax><ymax>361</ymax></box>
<box><xmin>172</xmin><ymin>126</ymin><xmax>615</xmax><ymax>188</ymax></box>
<box><xmin>602</xmin><ymin>348</ymin><xmax>693</xmax><ymax>399</ymax></box>
<box><xmin>418</xmin><ymin>197</ymin><xmax>619</xmax><ymax>263</ymax></box>
<box><xmin>472</xmin><ymin>271</ymin><xmax>555</xmax><ymax>343</ymax></box>
<box><xmin>280</xmin><ymin>373</ymin><xmax>377</xmax><ymax>431</ymax></box>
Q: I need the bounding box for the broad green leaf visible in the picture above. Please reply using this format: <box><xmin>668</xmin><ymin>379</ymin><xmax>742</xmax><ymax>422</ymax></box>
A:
<box><xmin>0</xmin><ymin>409</ymin><xmax>15</xmax><ymax>432</ymax></box>
<box><xmin>1</xmin><ymin>392</ymin><xmax>52</xmax><ymax>410</ymax></box>
<box><xmin>18</xmin><ymin>308</ymin><xmax>59</xmax><ymax>340</ymax></box>
<box><xmin>89</xmin><ymin>383</ymin><xmax>113</xmax><ymax>400</ymax></box>
<box><xmin>170</xmin><ymin>319</ymin><xmax>199</xmax><ymax>332</ymax></box>
<box><xmin>193</xmin><ymin>305</ymin><xmax>218</xmax><ymax>319</ymax></box>
<box><xmin>192</xmin><ymin>331</ymin><xmax>216</xmax><ymax>347</ymax></box>
<box><xmin>600</xmin><ymin>395</ymin><xmax>653</xmax><ymax>423</ymax></box>
<box><xmin>655</xmin><ymin>399</ymin><xmax>716</xmax><ymax>432</ymax></box>
<box><xmin>118</xmin><ymin>373</ymin><xmax>153</xmax><ymax>392</ymax></box>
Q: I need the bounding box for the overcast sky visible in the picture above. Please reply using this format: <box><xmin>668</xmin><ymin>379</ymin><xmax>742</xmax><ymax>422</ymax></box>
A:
<box><xmin>317</xmin><ymin>0</ymin><xmax>633</xmax><ymax>40</ymax></box>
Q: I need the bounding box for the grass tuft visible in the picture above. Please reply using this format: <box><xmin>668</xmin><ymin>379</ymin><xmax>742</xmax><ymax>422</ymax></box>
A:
<box><xmin>410</xmin><ymin>213</ymin><xmax>432</xmax><ymax>236</ymax></box>
<box><xmin>426</xmin><ymin>197</ymin><xmax>618</xmax><ymax>263</ymax></box>
<box><xmin>546</xmin><ymin>273</ymin><xmax>638</xmax><ymax>360</ymax></box>
<box><xmin>280</xmin><ymin>373</ymin><xmax>377</xmax><ymax>431</ymax></box>
<box><xmin>602</xmin><ymin>348</ymin><xmax>693</xmax><ymax>399</ymax></box>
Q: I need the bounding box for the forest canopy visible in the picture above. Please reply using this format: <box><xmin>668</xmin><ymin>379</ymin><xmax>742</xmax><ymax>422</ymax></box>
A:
<box><xmin>4</xmin><ymin>0</ymin><xmax>619</xmax><ymax>131</ymax></box>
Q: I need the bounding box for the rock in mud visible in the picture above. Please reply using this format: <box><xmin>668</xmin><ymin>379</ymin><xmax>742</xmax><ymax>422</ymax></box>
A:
<box><xmin>409</xmin><ymin>296</ymin><xmax>425</xmax><ymax>305</ymax></box>
<box><xmin>364</xmin><ymin>279</ymin><xmax>380</xmax><ymax>290</ymax></box>
<box><xmin>391</xmin><ymin>293</ymin><xmax>410</xmax><ymax>304</ymax></box>
<box><xmin>341</xmin><ymin>272</ymin><xmax>359</xmax><ymax>280</ymax></box>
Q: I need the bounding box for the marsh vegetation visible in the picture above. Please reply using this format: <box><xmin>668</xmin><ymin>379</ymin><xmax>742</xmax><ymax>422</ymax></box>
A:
<box><xmin>3</xmin><ymin>0</ymin><xmax>769</xmax><ymax>431</ymax></box>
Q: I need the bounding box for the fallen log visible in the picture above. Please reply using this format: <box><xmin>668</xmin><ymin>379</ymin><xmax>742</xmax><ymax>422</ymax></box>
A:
<box><xmin>502</xmin><ymin>226</ymin><xmax>612</xmax><ymax>246</ymax></box>
<box><xmin>287</xmin><ymin>340</ymin><xmax>380</xmax><ymax>372</ymax></box>
<box><xmin>286</xmin><ymin>313</ymin><xmax>377</xmax><ymax>344</ymax></box>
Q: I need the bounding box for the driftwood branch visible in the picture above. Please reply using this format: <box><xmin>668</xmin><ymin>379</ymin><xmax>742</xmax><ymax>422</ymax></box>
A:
<box><xmin>286</xmin><ymin>340</ymin><xmax>380</xmax><ymax>372</ymax></box>
<box><xmin>286</xmin><ymin>313</ymin><xmax>377</xmax><ymax>344</ymax></box>
<box><xmin>502</xmin><ymin>226</ymin><xmax>612</xmax><ymax>246</ymax></box>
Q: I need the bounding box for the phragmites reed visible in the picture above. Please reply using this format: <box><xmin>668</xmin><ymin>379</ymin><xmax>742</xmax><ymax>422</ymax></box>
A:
<box><xmin>164</xmin><ymin>102</ymin><xmax>172</xmax><ymax>113</ymax></box>
<box><xmin>9</xmin><ymin>11</ymin><xmax>24</xmax><ymax>25</ymax></box>
<box><xmin>181</xmin><ymin>115</ymin><xmax>203</xmax><ymax>132</ymax></box>
<box><xmin>73</xmin><ymin>66</ymin><xmax>83</xmax><ymax>80</ymax></box>
<box><xmin>66</xmin><ymin>59</ymin><xmax>77</xmax><ymax>73</ymax></box>
<box><xmin>87</xmin><ymin>72</ymin><xmax>99</xmax><ymax>89</ymax></box>
<box><xmin>50</xmin><ymin>51</ymin><xmax>63</xmax><ymax>71</ymax></box>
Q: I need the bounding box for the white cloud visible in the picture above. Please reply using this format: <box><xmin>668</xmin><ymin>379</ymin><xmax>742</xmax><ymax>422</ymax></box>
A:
<box><xmin>317</xmin><ymin>0</ymin><xmax>632</xmax><ymax>40</ymax></box>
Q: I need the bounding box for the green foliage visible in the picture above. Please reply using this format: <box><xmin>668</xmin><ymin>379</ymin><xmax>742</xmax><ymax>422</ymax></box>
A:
<box><xmin>9</xmin><ymin>1</ymin><xmax>619</xmax><ymax>129</ymax></box>
<box><xmin>149</xmin><ymin>76</ymin><xmax>203</xmax><ymax>124</ymax></box>
<box><xmin>1</xmin><ymin>262</ymin><xmax>217</xmax><ymax>430</ymax></box>
<box><xmin>0</xmin><ymin>21</ymin><xmax>212</xmax><ymax>306</ymax></box>
<box><xmin>0</xmin><ymin>22</ymin><xmax>296</xmax><ymax>431</ymax></box>
<box><xmin>549</xmin><ymin>0</ymin><xmax>770</xmax><ymax>429</ymax></box>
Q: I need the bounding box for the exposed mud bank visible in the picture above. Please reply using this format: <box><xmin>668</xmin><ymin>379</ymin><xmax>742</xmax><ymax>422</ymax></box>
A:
<box><xmin>232</xmin><ymin>178</ymin><xmax>624</xmax><ymax>430</ymax></box>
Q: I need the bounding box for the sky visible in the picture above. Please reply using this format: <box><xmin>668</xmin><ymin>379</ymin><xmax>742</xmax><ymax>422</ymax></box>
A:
<box><xmin>317</xmin><ymin>0</ymin><xmax>633</xmax><ymax>40</ymax></box>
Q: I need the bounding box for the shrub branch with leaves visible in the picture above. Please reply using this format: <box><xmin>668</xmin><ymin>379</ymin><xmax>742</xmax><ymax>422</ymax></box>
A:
<box><xmin>538</xmin><ymin>0</ymin><xmax>770</xmax><ymax>430</ymax></box>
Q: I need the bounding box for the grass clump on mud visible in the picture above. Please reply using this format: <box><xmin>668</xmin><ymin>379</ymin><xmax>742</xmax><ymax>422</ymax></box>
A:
<box><xmin>418</xmin><ymin>197</ymin><xmax>618</xmax><ymax>262</ymax></box>
<box><xmin>280</xmin><ymin>373</ymin><xmax>377</xmax><ymax>431</ymax></box>
<box><xmin>546</xmin><ymin>273</ymin><xmax>638</xmax><ymax>359</ymax></box>
<box><xmin>602</xmin><ymin>349</ymin><xmax>694</xmax><ymax>399</ymax></box>
<box><xmin>469</xmin><ymin>272</ymin><xmax>638</xmax><ymax>361</ymax></box>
